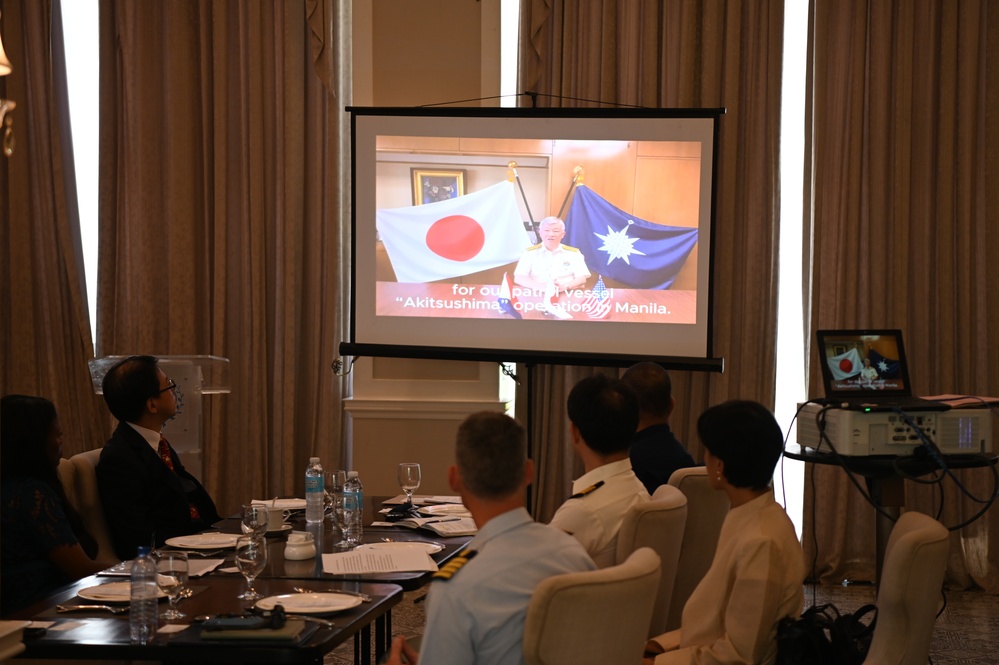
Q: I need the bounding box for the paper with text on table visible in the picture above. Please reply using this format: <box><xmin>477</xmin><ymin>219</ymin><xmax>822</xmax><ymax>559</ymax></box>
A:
<box><xmin>322</xmin><ymin>549</ymin><xmax>438</xmax><ymax>574</ymax></box>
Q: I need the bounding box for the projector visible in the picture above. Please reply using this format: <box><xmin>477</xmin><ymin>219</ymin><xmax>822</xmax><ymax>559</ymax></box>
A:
<box><xmin>795</xmin><ymin>403</ymin><xmax>992</xmax><ymax>456</ymax></box>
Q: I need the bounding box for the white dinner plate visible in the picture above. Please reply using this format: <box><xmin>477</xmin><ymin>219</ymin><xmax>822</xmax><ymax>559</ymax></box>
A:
<box><xmin>164</xmin><ymin>532</ymin><xmax>241</xmax><ymax>550</ymax></box>
<box><xmin>356</xmin><ymin>541</ymin><xmax>444</xmax><ymax>555</ymax></box>
<box><xmin>256</xmin><ymin>592</ymin><xmax>362</xmax><ymax>615</ymax></box>
<box><xmin>78</xmin><ymin>582</ymin><xmax>166</xmax><ymax>603</ymax></box>
<box><xmin>252</xmin><ymin>498</ymin><xmax>307</xmax><ymax>511</ymax></box>
<box><xmin>417</xmin><ymin>504</ymin><xmax>471</xmax><ymax>518</ymax></box>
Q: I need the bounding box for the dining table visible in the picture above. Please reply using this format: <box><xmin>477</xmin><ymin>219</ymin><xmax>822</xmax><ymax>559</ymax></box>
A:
<box><xmin>211</xmin><ymin>495</ymin><xmax>475</xmax><ymax>591</ymax></box>
<box><xmin>213</xmin><ymin>494</ymin><xmax>474</xmax><ymax>662</ymax></box>
<box><xmin>7</xmin><ymin>574</ymin><xmax>401</xmax><ymax>665</ymax></box>
<box><xmin>7</xmin><ymin>495</ymin><xmax>473</xmax><ymax>665</ymax></box>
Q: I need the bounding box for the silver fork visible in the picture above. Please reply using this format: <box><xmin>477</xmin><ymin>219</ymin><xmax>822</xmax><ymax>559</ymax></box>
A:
<box><xmin>57</xmin><ymin>604</ymin><xmax>129</xmax><ymax>614</ymax></box>
<box><xmin>292</xmin><ymin>586</ymin><xmax>372</xmax><ymax>602</ymax></box>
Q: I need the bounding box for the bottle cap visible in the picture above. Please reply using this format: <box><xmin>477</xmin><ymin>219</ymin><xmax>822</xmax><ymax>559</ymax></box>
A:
<box><xmin>309</xmin><ymin>457</ymin><xmax>320</xmax><ymax>464</ymax></box>
<box><xmin>348</xmin><ymin>471</ymin><xmax>358</xmax><ymax>478</ymax></box>
<box><xmin>136</xmin><ymin>545</ymin><xmax>150</xmax><ymax>557</ymax></box>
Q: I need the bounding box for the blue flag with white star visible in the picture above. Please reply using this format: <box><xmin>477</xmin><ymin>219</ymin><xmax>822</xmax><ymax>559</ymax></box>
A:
<box><xmin>564</xmin><ymin>185</ymin><xmax>699</xmax><ymax>289</ymax></box>
<box><xmin>867</xmin><ymin>349</ymin><xmax>900</xmax><ymax>379</ymax></box>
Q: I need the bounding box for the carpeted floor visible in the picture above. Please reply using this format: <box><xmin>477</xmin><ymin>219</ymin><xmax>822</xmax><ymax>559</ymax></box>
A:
<box><xmin>326</xmin><ymin>584</ymin><xmax>999</xmax><ymax>664</ymax></box>
<box><xmin>808</xmin><ymin>583</ymin><xmax>999</xmax><ymax>665</ymax></box>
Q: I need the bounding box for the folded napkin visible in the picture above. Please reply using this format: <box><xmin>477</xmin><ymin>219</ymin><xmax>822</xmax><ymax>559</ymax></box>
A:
<box><xmin>99</xmin><ymin>559</ymin><xmax>224</xmax><ymax>578</ymax></box>
<box><xmin>200</xmin><ymin>619</ymin><xmax>309</xmax><ymax>642</ymax></box>
<box><xmin>189</xmin><ymin>559</ymin><xmax>225</xmax><ymax>577</ymax></box>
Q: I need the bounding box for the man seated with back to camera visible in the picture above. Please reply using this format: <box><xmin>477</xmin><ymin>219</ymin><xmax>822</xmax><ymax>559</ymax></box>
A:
<box><xmin>622</xmin><ymin>362</ymin><xmax>695</xmax><ymax>494</ymax></box>
<box><xmin>385</xmin><ymin>411</ymin><xmax>595</xmax><ymax>665</ymax></box>
<box><xmin>548</xmin><ymin>373</ymin><xmax>650</xmax><ymax>568</ymax></box>
<box><xmin>96</xmin><ymin>355</ymin><xmax>221</xmax><ymax>560</ymax></box>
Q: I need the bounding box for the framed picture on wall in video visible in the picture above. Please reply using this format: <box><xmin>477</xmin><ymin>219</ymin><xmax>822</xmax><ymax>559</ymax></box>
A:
<box><xmin>412</xmin><ymin>169</ymin><xmax>465</xmax><ymax>205</ymax></box>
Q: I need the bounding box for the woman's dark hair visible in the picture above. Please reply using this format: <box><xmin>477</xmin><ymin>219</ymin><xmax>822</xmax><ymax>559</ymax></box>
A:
<box><xmin>1</xmin><ymin>394</ymin><xmax>98</xmax><ymax>557</ymax></box>
<box><xmin>697</xmin><ymin>399</ymin><xmax>783</xmax><ymax>491</ymax></box>
<box><xmin>1</xmin><ymin>394</ymin><xmax>60</xmax><ymax>483</ymax></box>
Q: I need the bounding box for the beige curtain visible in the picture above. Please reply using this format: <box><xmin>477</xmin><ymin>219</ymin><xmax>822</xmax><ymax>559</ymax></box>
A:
<box><xmin>520</xmin><ymin>0</ymin><xmax>785</xmax><ymax>518</ymax></box>
<box><xmin>0</xmin><ymin>0</ymin><xmax>107</xmax><ymax>456</ymax></box>
<box><xmin>803</xmin><ymin>0</ymin><xmax>999</xmax><ymax>589</ymax></box>
<box><xmin>97</xmin><ymin>0</ymin><xmax>350</xmax><ymax>517</ymax></box>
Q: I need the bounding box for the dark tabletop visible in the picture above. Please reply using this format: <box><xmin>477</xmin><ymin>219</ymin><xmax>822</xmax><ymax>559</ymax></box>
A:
<box><xmin>9</xmin><ymin>574</ymin><xmax>401</xmax><ymax>664</ymax></box>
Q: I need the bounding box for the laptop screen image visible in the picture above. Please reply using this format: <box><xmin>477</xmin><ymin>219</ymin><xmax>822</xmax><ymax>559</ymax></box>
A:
<box><xmin>816</xmin><ymin>329</ymin><xmax>913</xmax><ymax>400</ymax></box>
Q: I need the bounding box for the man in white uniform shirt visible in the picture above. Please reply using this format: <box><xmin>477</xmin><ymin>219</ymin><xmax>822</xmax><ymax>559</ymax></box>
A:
<box><xmin>549</xmin><ymin>373</ymin><xmax>650</xmax><ymax>567</ymax></box>
<box><xmin>514</xmin><ymin>216</ymin><xmax>591</xmax><ymax>292</ymax></box>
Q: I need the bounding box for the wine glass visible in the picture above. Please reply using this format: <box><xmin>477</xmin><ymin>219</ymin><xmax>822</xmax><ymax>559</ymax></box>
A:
<box><xmin>398</xmin><ymin>463</ymin><xmax>422</xmax><ymax>506</ymax></box>
<box><xmin>155</xmin><ymin>550</ymin><xmax>189</xmax><ymax>620</ymax></box>
<box><xmin>241</xmin><ymin>503</ymin><xmax>268</xmax><ymax>537</ymax></box>
<box><xmin>235</xmin><ymin>535</ymin><xmax>268</xmax><ymax>601</ymax></box>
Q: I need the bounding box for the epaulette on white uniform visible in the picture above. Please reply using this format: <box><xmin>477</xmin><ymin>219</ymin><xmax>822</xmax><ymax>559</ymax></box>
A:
<box><xmin>569</xmin><ymin>480</ymin><xmax>605</xmax><ymax>499</ymax></box>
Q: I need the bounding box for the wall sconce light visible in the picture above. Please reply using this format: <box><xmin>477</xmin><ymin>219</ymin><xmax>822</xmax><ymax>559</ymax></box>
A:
<box><xmin>0</xmin><ymin>10</ymin><xmax>16</xmax><ymax>157</ymax></box>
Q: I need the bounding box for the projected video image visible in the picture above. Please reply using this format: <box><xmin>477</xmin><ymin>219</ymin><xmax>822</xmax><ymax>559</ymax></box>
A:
<box><xmin>373</xmin><ymin>137</ymin><xmax>701</xmax><ymax>324</ymax></box>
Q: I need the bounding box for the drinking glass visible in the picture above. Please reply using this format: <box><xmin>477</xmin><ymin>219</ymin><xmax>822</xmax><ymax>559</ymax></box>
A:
<box><xmin>155</xmin><ymin>550</ymin><xmax>189</xmax><ymax>620</ymax></box>
<box><xmin>398</xmin><ymin>462</ymin><xmax>422</xmax><ymax>506</ymax></box>
<box><xmin>235</xmin><ymin>535</ymin><xmax>268</xmax><ymax>601</ymax></box>
<box><xmin>325</xmin><ymin>469</ymin><xmax>347</xmax><ymax>527</ymax></box>
<box><xmin>241</xmin><ymin>503</ymin><xmax>268</xmax><ymax>537</ymax></box>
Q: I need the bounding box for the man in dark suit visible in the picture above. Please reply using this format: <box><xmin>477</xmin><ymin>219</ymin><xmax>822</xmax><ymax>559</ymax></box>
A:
<box><xmin>96</xmin><ymin>355</ymin><xmax>221</xmax><ymax>559</ymax></box>
<box><xmin>622</xmin><ymin>362</ymin><xmax>695</xmax><ymax>494</ymax></box>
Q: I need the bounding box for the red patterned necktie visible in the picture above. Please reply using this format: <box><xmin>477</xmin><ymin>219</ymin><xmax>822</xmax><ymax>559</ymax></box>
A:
<box><xmin>158</xmin><ymin>436</ymin><xmax>202</xmax><ymax>521</ymax></box>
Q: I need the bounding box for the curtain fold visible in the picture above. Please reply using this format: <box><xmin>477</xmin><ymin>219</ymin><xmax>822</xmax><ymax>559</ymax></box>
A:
<box><xmin>0</xmin><ymin>0</ymin><xmax>107</xmax><ymax>456</ymax></box>
<box><xmin>519</xmin><ymin>0</ymin><xmax>785</xmax><ymax>513</ymax></box>
<box><xmin>98</xmin><ymin>0</ymin><xmax>348</xmax><ymax>517</ymax></box>
<box><xmin>803</xmin><ymin>0</ymin><xmax>999</xmax><ymax>589</ymax></box>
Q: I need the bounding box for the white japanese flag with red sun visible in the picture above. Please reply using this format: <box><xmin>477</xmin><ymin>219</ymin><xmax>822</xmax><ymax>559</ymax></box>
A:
<box><xmin>827</xmin><ymin>347</ymin><xmax>864</xmax><ymax>381</ymax></box>
<box><xmin>376</xmin><ymin>181</ymin><xmax>529</xmax><ymax>283</ymax></box>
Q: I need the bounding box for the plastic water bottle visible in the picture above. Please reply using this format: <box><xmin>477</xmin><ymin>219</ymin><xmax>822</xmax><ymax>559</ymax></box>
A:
<box><xmin>343</xmin><ymin>470</ymin><xmax>364</xmax><ymax>544</ymax></box>
<box><xmin>305</xmin><ymin>457</ymin><xmax>325</xmax><ymax>523</ymax></box>
<box><xmin>129</xmin><ymin>546</ymin><xmax>158</xmax><ymax>644</ymax></box>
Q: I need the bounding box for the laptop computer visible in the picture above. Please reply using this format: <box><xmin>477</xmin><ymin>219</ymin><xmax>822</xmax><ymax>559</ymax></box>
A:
<box><xmin>814</xmin><ymin>329</ymin><xmax>950</xmax><ymax>412</ymax></box>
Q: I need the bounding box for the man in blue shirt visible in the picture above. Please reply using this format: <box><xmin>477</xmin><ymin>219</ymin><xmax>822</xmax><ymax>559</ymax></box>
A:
<box><xmin>386</xmin><ymin>411</ymin><xmax>595</xmax><ymax>665</ymax></box>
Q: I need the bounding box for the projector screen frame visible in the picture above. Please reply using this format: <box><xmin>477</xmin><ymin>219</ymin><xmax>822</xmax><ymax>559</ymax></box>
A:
<box><xmin>342</xmin><ymin>105</ymin><xmax>725</xmax><ymax>372</ymax></box>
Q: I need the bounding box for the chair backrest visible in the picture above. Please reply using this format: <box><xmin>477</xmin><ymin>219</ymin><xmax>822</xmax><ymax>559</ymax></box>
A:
<box><xmin>863</xmin><ymin>511</ymin><xmax>948</xmax><ymax>665</ymax></box>
<box><xmin>615</xmin><ymin>484</ymin><xmax>687</xmax><ymax>637</ymax></box>
<box><xmin>63</xmin><ymin>449</ymin><xmax>118</xmax><ymax>563</ymax></box>
<box><xmin>663</xmin><ymin>466</ymin><xmax>730</xmax><ymax>631</ymax></box>
<box><xmin>524</xmin><ymin>547</ymin><xmax>661</xmax><ymax>665</ymax></box>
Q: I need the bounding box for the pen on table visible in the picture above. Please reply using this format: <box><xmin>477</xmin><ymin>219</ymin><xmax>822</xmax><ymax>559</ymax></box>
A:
<box><xmin>422</xmin><ymin>518</ymin><xmax>462</xmax><ymax>525</ymax></box>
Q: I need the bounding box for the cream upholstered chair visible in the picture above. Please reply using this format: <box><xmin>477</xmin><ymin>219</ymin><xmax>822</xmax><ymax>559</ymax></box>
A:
<box><xmin>523</xmin><ymin>547</ymin><xmax>661</xmax><ymax>665</ymax></box>
<box><xmin>662</xmin><ymin>466</ymin><xmax>730</xmax><ymax>631</ymax></box>
<box><xmin>615</xmin><ymin>484</ymin><xmax>687</xmax><ymax>638</ymax></box>
<box><xmin>60</xmin><ymin>449</ymin><xmax>118</xmax><ymax>563</ymax></box>
<box><xmin>863</xmin><ymin>511</ymin><xmax>948</xmax><ymax>665</ymax></box>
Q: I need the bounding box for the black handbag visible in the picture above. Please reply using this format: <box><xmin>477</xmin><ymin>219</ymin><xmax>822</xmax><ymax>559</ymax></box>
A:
<box><xmin>776</xmin><ymin>603</ymin><xmax>878</xmax><ymax>665</ymax></box>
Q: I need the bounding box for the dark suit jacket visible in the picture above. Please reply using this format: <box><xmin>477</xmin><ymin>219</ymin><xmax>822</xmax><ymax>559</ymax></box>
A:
<box><xmin>96</xmin><ymin>423</ymin><xmax>221</xmax><ymax>560</ymax></box>
<box><xmin>629</xmin><ymin>423</ymin><xmax>696</xmax><ymax>495</ymax></box>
